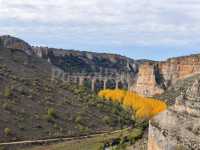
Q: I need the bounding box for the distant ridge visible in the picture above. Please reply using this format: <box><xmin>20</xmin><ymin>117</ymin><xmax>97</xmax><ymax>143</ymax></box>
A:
<box><xmin>0</xmin><ymin>35</ymin><xmax>33</xmax><ymax>55</ymax></box>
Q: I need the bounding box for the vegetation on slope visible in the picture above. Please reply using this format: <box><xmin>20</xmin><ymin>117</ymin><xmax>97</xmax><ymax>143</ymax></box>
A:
<box><xmin>0</xmin><ymin>48</ymin><xmax>133</xmax><ymax>143</ymax></box>
<box><xmin>155</xmin><ymin>73</ymin><xmax>200</xmax><ymax>105</ymax></box>
<box><xmin>98</xmin><ymin>89</ymin><xmax>167</xmax><ymax>119</ymax></box>
<box><xmin>23</xmin><ymin>123</ymin><xmax>148</xmax><ymax>150</ymax></box>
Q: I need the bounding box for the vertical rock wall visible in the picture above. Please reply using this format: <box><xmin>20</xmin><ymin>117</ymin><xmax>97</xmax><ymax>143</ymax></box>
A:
<box><xmin>132</xmin><ymin>55</ymin><xmax>200</xmax><ymax>96</ymax></box>
<box><xmin>130</xmin><ymin>62</ymin><xmax>164</xmax><ymax>96</ymax></box>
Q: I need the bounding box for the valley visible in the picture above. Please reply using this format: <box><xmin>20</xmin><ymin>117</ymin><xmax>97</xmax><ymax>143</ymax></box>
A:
<box><xmin>0</xmin><ymin>35</ymin><xmax>200</xmax><ymax>150</ymax></box>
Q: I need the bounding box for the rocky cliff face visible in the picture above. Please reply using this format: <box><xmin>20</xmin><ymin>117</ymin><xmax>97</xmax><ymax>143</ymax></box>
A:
<box><xmin>148</xmin><ymin>78</ymin><xmax>200</xmax><ymax>150</ymax></box>
<box><xmin>132</xmin><ymin>55</ymin><xmax>200</xmax><ymax>96</ymax></box>
<box><xmin>32</xmin><ymin>46</ymin><xmax>139</xmax><ymax>74</ymax></box>
<box><xmin>0</xmin><ymin>35</ymin><xmax>139</xmax><ymax>74</ymax></box>
<box><xmin>0</xmin><ymin>35</ymin><xmax>33</xmax><ymax>55</ymax></box>
<box><xmin>130</xmin><ymin>62</ymin><xmax>164</xmax><ymax>96</ymax></box>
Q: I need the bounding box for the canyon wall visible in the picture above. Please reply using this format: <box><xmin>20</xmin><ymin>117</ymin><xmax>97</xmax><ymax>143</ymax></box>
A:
<box><xmin>2</xmin><ymin>35</ymin><xmax>200</xmax><ymax>97</ymax></box>
<box><xmin>130</xmin><ymin>62</ymin><xmax>164</xmax><ymax>96</ymax></box>
<box><xmin>148</xmin><ymin>79</ymin><xmax>200</xmax><ymax>150</ymax></box>
<box><xmin>0</xmin><ymin>35</ymin><xmax>33</xmax><ymax>55</ymax></box>
<box><xmin>131</xmin><ymin>55</ymin><xmax>200</xmax><ymax>96</ymax></box>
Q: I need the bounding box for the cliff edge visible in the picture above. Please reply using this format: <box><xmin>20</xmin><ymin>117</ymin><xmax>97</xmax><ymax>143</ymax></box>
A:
<box><xmin>148</xmin><ymin>77</ymin><xmax>200</xmax><ymax>150</ymax></box>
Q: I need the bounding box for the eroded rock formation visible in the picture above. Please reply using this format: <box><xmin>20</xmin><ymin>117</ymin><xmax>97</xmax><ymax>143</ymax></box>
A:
<box><xmin>148</xmin><ymin>79</ymin><xmax>200</xmax><ymax>150</ymax></box>
<box><xmin>130</xmin><ymin>62</ymin><xmax>164</xmax><ymax>96</ymax></box>
<box><xmin>0</xmin><ymin>35</ymin><xmax>33</xmax><ymax>55</ymax></box>
<box><xmin>132</xmin><ymin>55</ymin><xmax>200</xmax><ymax>96</ymax></box>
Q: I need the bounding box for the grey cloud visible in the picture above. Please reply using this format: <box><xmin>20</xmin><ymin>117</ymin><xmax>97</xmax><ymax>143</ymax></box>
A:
<box><xmin>0</xmin><ymin>0</ymin><xmax>200</xmax><ymax>47</ymax></box>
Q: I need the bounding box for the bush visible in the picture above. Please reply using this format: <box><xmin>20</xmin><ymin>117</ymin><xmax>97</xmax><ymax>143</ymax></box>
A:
<box><xmin>47</xmin><ymin>108</ymin><xmax>56</xmax><ymax>118</ymax></box>
<box><xmin>4</xmin><ymin>128</ymin><xmax>12</xmax><ymax>136</ymax></box>
<box><xmin>3</xmin><ymin>87</ymin><xmax>12</xmax><ymax>97</ymax></box>
<box><xmin>75</xmin><ymin>116</ymin><xmax>82</xmax><ymax>124</ymax></box>
<box><xmin>2</xmin><ymin>102</ymin><xmax>11</xmax><ymax>111</ymax></box>
<box><xmin>128</xmin><ymin>127</ymin><xmax>143</xmax><ymax>144</ymax></box>
<box><xmin>76</xmin><ymin>124</ymin><xmax>89</xmax><ymax>133</ymax></box>
<box><xmin>102</xmin><ymin>116</ymin><xmax>111</xmax><ymax>125</ymax></box>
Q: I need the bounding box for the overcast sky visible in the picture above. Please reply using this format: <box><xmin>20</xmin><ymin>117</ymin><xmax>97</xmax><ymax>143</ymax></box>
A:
<box><xmin>0</xmin><ymin>0</ymin><xmax>200</xmax><ymax>60</ymax></box>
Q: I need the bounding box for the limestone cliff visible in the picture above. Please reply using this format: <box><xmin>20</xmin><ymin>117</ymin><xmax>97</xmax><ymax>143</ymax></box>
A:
<box><xmin>130</xmin><ymin>62</ymin><xmax>164</xmax><ymax>96</ymax></box>
<box><xmin>0</xmin><ymin>35</ymin><xmax>33</xmax><ymax>55</ymax></box>
<box><xmin>132</xmin><ymin>55</ymin><xmax>200</xmax><ymax>96</ymax></box>
<box><xmin>32</xmin><ymin>46</ymin><xmax>139</xmax><ymax>74</ymax></box>
<box><xmin>0</xmin><ymin>35</ymin><xmax>139</xmax><ymax>74</ymax></box>
<box><xmin>148</xmin><ymin>79</ymin><xmax>200</xmax><ymax>150</ymax></box>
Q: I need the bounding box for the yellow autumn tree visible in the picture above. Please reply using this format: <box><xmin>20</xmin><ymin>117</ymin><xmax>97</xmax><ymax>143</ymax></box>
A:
<box><xmin>98</xmin><ymin>89</ymin><xmax>167</xmax><ymax>119</ymax></box>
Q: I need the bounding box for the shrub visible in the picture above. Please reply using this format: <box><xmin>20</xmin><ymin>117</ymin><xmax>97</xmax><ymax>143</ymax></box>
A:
<box><xmin>128</xmin><ymin>127</ymin><xmax>143</xmax><ymax>144</ymax></box>
<box><xmin>53</xmin><ymin>124</ymin><xmax>59</xmax><ymax>129</ymax></box>
<box><xmin>102</xmin><ymin>116</ymin><xmax>111</xmax><ymax>125</ymax></box>
<box><xmin>115</xmin><ymin>143</ymin><xmax>127</xmax><ymax>150</ymax></box>
<box><xmin>47</xmin><ymin>108</ymin><xmax>56</xmax><ymax>118</ymax></box>
<box><xmin>3</xmin><ymin>87</ymin><xmax>12</xmax><ymax>97</ymax></box>
<box><xmin>75</xmin><ymin>116</ymin><xmax>82</xmax><ymax>124</ymax></box>
<box><xmin>2</xmin><ymin>102</ymin><xmax>11</xmax><ymax>111</ymax></box>
<box><xmin>4</xmin><ymin>128</ymin><xmax>12</xmax><ymax>136</ymax></box>
<box><xmin>76</xmin><ymin>124</ymin><xmax>89</xmax><ymax>133</ymax></box>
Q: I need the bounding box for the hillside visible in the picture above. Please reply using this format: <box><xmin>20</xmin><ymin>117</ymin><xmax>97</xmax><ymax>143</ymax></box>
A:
<box><xmin>155</xmin><ymin>73</ymin><xmax>200</xmax><ymax>105</ymax></box>
<box><xmin>0</xmin><ymin>47</ymin><xmax>133</xmax><ymax>143</ymax></box>
<box><xmin>0</xmin><ymin>35</ymin><xmax>139</xmax><ymax>74</ymax></box>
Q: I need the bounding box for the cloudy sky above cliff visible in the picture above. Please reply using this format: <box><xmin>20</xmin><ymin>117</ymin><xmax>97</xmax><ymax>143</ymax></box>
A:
<box><xmin>0</xmin><ymin>0</ymin><xmax>200</xmax><ymax>60</ymax></box>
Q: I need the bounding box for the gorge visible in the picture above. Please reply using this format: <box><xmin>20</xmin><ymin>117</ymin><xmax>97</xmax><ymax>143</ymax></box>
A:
<box><xmin>0</xmin><ymin>35</ymin><xmax>200</xmax><ymax>150</ymax></box>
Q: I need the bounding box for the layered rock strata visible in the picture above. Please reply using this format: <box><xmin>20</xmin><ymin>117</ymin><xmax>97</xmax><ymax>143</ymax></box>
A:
<box><xmin>132</xmin><ymin>55</ymin><xmax>200</xmax><ymax>96</ymax></box>
<box><xmin>148</xmin><ymin>80</ymin><xmax>200</xmax><ymax>150</ymax></box>
<box><xmin>130</xmin><ymin>62</ymin><xmax>164</xmax><ymax>96</ymax></box>
<box><xmin>0</xmin><ymin>35</ymin><xmax>33</xmax><ymax>55</ymax></box>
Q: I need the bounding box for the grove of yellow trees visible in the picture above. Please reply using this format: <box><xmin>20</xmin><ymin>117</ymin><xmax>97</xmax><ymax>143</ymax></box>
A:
<box><xmin>98</xmin><ymin>89</ymin><xmax>167</xmax><ymax>119</ymax></box>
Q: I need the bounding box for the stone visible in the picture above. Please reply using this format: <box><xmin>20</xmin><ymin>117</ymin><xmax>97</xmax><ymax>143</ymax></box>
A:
<box><xmin>148</xmin><ymin>80</ymin><xmax>200</xmax><ymax>150</ymax></box>
<box><xmin>130</xmin><ymin>62</ymin><xmax>164</xmax><ymax>96</ymax></box>
<box><xmin>0</xmin><ymin>35</ymin><xmax>33</xmax><ymax>55</ymax></box>
<box><xmin>131</xmin><ymin>55</ymin><xmax>200</xmax><ymax>96</ymax></box>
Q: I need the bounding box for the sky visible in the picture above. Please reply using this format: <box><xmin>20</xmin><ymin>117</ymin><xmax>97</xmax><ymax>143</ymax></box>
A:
<box><xmin>0</xmin><ymin>0</ymin><xmax>200</xmax><ymax>60</ymax></box>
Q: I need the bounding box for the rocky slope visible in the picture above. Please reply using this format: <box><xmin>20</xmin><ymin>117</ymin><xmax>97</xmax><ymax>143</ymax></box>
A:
<box><xmin>155</xmin><ymin>73</ymin><xmax>200</xmax><ymax>105</ymax></box>
<box><xmin>148</xmin><ymin>74</ymin><xmax>200</xmax><ymax>150</ymax></box>
<box><xmin>0</xmin><ymin>47</ymin><xmax>133</xmax><ymax>144</ymax></box>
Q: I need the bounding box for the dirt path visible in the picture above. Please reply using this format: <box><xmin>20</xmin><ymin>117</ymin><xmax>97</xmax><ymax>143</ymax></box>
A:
<box><xmin>0</xmin><ymin>128</ymin><xmax>130</xmax><ymax>146</ymax></box>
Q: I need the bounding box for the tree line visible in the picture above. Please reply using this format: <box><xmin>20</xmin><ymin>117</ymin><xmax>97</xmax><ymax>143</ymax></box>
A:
<box><xmin>98</xmin><ymin>89</ymin><xmax>167</xmax><ymax>119</ymax></box>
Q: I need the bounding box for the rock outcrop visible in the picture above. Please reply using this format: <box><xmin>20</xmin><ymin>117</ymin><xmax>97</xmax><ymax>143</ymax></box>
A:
<box><xmin>0</xmin><ymin>35</ymin><xmax>33</xmax><ymax>55</ymax></box>
<box><xmin>132</xmin><ymin>55</ymin><xmax>200</xmax><ymax>96</ymax></box>
<box><xmin>148</xmin><ymin>79</ymin><xmax>200</xmax><ymax>150</ymax></box>
<box><xmin>130</xmin><ymin>62</ymin><xmax>164</xmax><ymax>96</ymax></box>
<box><xmin>0</xmin><ymin>35</ymin><xmax>139</xmax><ymax>74</ymax></box>
<box><xmin>31</xmin><ymin>46</ymin><xmax>139</xmax><ymax>74</ymax></box>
